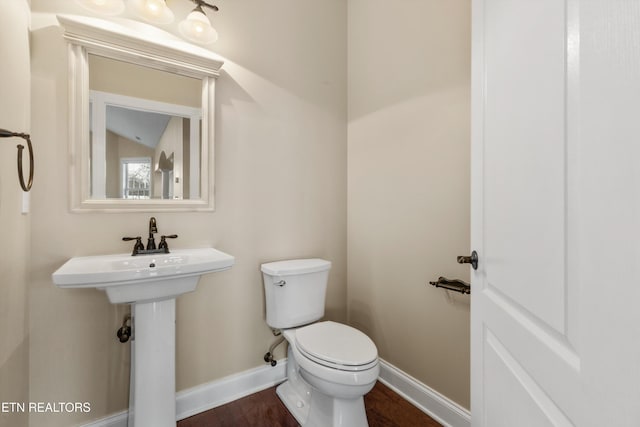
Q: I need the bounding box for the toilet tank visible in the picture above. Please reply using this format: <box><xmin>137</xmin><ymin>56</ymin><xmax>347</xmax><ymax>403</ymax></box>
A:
<box><xmin>261</xmin><ymin>259</ymin><xmax>331</xmax><ymax>329</ymax></box>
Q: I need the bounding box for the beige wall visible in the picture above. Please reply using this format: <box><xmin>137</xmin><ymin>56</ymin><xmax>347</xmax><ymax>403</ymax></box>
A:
<box><xmin>348</xmin><ymin>0</ymin><xmax>471</xmax><ymax>409</ymax></box>
<box><xmin>0</xmin><ymin>2</ymin><xmax>31</xmax><ymax>426</ymax></box>
<box><xmin>28</xmin><ymin>1</ymin><xmax>347</xmax><ymax>425</ymax></box>
<box><xmin>10</xmin><ymin>0</ymin><xmax>472</xmax><ymax>425</ymax></box>
<box><xmin>89</xmin><ymin>55</ymin><xmax>201</xmax><ymax>108</ymax></box>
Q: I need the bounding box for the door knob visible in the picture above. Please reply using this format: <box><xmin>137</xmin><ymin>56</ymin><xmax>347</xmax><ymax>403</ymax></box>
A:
<box><xmin>457</xmin><ymin>250</ymin><xmax>478</xmax><ymax>270</ymax></box>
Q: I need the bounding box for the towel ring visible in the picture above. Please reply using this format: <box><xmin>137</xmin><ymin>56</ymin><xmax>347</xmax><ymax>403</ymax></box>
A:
<box><xmin>0</xmin><ymin>128</ymin><xmax>34</xmax><ymax>192</ymax></box>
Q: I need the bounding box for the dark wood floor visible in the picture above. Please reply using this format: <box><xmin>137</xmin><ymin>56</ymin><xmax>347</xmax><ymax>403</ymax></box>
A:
<box><xmin>178</xmin><ymin>381</ymin><xmax>441</xmax><ymax>427</ymax></box>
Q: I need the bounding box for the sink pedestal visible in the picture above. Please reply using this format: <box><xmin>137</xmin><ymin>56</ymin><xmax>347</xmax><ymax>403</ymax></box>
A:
<box><xmin>129</xmin><ymin>297</ymin><xmax>178</xmax><ymax>427</ymax></box>
<box><xmin>51</xmin><ymin>248</ymin><xmax>235</xmax><ymax>427</ymax></box>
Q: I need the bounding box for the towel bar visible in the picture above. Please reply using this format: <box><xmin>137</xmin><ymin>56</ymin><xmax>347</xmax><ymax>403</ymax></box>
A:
<box><xmin>0</xmin><ymin>128</ymin><xmax>34</xmax><ymax>192</ymax></box>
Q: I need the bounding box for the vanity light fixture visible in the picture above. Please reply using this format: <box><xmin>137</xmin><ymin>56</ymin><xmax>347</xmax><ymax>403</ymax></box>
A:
<box><xmin>75</xmin><ymin>0</ymin><xmax>220</xmax><ymax>44</ymax></box>
<box><xmin>178</xmin><ymin>0</ymin><xmax>219</xmax><ymax>44</ymax></box>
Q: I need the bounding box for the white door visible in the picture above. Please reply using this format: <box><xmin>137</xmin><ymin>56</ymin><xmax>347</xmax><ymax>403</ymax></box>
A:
<box><xmin>471</xmin><ymin>1</ymin><xmax>640</xmax><ymax>426</ymax></box>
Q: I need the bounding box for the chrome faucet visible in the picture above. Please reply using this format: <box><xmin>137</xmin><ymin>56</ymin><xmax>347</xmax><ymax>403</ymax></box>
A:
<box><xmin>122</xmin><ymin>217</ymin><xmax>178</xmax><ymax>256</ymax></box>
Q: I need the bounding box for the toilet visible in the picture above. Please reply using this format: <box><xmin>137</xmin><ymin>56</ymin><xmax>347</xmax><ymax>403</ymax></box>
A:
<box><xmin>261</xmin><ymin>259</ymin><xmax>379</xmax><ymax>427</ymax></box>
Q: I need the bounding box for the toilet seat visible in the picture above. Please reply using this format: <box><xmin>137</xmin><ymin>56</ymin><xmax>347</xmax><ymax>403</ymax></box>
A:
<box><xmin>294</xmin><ymin>321</ymin><xmax>378</xmax><ymax>372</ymax></box>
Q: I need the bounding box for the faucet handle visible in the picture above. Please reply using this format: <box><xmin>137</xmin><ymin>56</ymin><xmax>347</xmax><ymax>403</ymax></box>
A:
<box><xmin>158</xmin><ymin>234</ymin><xmax>178</xmax><ymax>252</ymax></box>
<box><xmin>123</xmin><ymin>236</ymin><xmax>144</xmax><ymax>255</ymax></box>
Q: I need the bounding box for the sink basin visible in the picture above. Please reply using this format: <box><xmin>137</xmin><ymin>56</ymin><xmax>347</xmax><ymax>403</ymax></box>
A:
<box><xmin>52</xmin><ymin>247</ymin><xmax>234</xmax><ymax>303</ymax></box>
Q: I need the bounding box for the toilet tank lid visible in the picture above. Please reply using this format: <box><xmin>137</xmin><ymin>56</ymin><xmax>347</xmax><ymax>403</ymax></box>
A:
<box><xmin>261</xmin><ymin>259</ymin><xmax>331</xmax><ymax>276</ymax></box>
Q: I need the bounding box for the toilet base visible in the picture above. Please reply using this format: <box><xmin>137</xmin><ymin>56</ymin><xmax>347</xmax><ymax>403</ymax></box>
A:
<box><xmin>276</xmin><ymin>380</ymin><xmax>311</xmax><ymax>425</ymax></box>
<box><xmin>276</xmin><ymin>347</ymin><xmax>370</xmax><ymax>427</ymax></box>
<box><xmin>277</xmin><ymin>379</ymin><xmax>369</xmax><ymax>427</ymax></box>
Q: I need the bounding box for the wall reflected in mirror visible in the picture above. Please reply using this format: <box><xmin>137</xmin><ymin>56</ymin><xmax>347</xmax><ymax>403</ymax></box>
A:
<box><xmin>88</xmin><ymin>54</ymin><xmax>202</xmax><ymax>200</ymax></box>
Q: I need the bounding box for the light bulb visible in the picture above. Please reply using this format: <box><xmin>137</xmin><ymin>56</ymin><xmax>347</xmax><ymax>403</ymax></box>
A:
<box><xmin>130</xmin><ymin>0</ymin><xmax>175</xmax><ymax>24</ymax></box>
<box><xmin>179</xmin><ymin>9</ymin><xmax>218</xmax><ymax>44</ymax></box>
<box><xmin>76</xmin><ymin>0</ymin><xmax>125</xmax><ymax>15</ymax></box>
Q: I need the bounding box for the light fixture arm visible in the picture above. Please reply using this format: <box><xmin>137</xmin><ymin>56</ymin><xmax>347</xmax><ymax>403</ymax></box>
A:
<box><xmin>189</xmin><ymin>0</ymin><xmax>219</xmax><ymax>12</ymax></box>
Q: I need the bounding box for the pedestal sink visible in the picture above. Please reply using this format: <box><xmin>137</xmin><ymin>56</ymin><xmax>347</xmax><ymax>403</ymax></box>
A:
<box><xmin>52</xmin><ymin>248</ymin><xmax>234</xmax><ymax>427</ymax></box>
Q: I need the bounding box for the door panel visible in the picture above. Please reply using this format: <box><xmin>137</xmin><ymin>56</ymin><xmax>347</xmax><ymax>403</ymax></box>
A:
<box><xmin>471</xmin><ymin>0</ymin><xmax>640</xmax><ymax>425</ymax></box>
<box><xmin>472</xmin><ymin>0</ymin><xmax>578</xmax><ymax>421</ymax></box>
<box><xmin>484</xmin><ymin>331</ymin><xmax>572</xmax><ymax>427</ymax></box>
<box><xmin>483</xmin><ymin>0</ymin><xmax>567</xmax><ymax>334</ymax></box>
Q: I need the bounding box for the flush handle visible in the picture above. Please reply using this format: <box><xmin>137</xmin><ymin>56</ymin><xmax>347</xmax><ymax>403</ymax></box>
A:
<box><xmin>457</xmin><ymin>250</ymin><xmax>479</xmax><ymax>270</ymax></box>
<box><xmin>274</xmin><ymin>280</ymin><xmax>286</xmax><ymax>287</ymax></box>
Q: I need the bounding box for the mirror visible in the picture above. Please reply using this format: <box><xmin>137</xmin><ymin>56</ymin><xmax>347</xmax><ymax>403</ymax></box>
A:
<box><xmin>59</xmin><ymin>14</ymin><xmax>224</xmax><ymax>212</ymax></box>
<box><xmin>89</xmin><ymin>54</ymin><xmax>202</xmax><ymax>201</ymax></box>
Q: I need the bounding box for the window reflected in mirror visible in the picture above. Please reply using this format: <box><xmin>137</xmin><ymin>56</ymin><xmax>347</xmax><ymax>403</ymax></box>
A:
<box><xmin>121</xmin><ymin>157</ymin><xmax>151</xmax><ymax>199</ymax></box>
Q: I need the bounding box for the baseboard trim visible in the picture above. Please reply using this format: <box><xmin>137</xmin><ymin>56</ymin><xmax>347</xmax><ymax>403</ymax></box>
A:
<box><xmin>80</xmin><ymin>360</ymin><xmax>287</xmax><ymax>427</ymax></box>
<box><xmin>83</xmin><ymin>358</ymin><xmax>470</xmax><ymax>427</ymax></box>
<box><xmin>378</xmin><ymin>359</ymin><xmax>471</xmax><ymax>427</ymax></box>
<box><xmin>176</xmin><ymin>360</ymin><xmax>287</xmax><ymax>420</ymax></box>
<box><xmin>81</xmin><ymin>410</ymin><xmax>128</xmax><ymax>427</ymax></box>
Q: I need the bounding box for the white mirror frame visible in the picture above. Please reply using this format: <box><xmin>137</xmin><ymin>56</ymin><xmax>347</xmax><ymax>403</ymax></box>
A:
<box><xmin>58</xmin><ymin>14</ymin><xmax>224</xmax><ymax>212</ymax></box>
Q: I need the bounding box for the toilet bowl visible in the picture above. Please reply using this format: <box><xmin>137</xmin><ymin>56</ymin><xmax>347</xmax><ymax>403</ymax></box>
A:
<box><xmin>261</xmin><ymin>259</ymin><xmax>379</xmax><ymax>427</ymax></box>
<box><xmin>278</xmin><ymin>322</ymin><xmax>379</xmax><ymax>427</ymax></box>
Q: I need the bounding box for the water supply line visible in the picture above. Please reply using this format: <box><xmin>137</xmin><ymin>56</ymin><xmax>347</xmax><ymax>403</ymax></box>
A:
<box><xmin>264</xmin><ymin>329</ymin><xmax>284</xmax><ymax>367</ymax></box>
<box><xmin>116</xmin><ymin>314</ymin><xmax>132</xmax><ymax>343</ymax></box>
